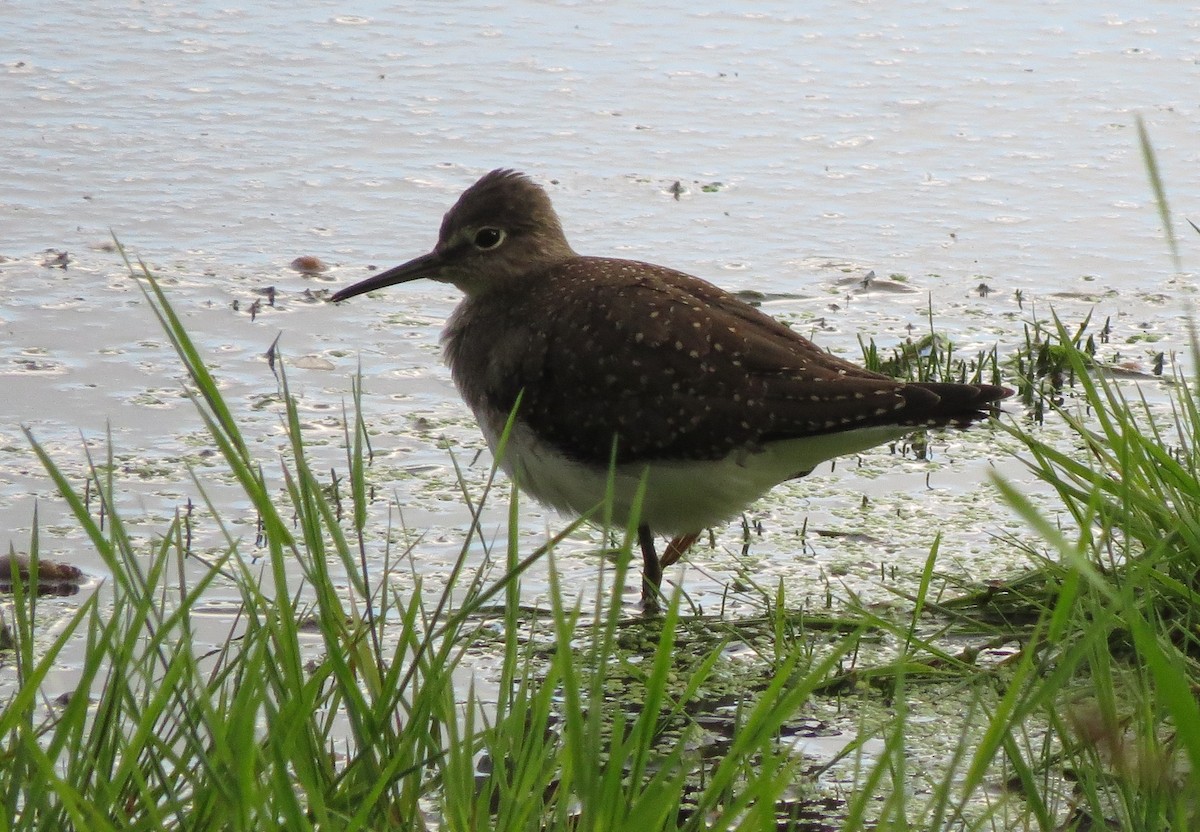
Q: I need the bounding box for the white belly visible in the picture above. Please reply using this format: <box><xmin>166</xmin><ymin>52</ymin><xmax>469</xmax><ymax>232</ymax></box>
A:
<box><xmin>482</xmin><ymin>417</ymin><xmax>914</xmax><ymax>535</ymax></box>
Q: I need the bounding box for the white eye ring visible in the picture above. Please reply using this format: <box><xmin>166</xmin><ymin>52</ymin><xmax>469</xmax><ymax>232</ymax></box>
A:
<box><xmin>472</xmin><ymin>227</ymin><xmax>506</xmax><ymax>250</ymax></box>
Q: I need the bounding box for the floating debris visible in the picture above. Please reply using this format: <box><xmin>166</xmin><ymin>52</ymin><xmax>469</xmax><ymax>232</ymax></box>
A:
<box><xmin>292</xmin><ymin>355</ymin><xmax>335</xmax><ymax>371</ymax></box>
<box><xmin>41</xmin><ymin>249</ymin><xmax>70</xmax><ymax>269</ymax></box>
<box><xmin>834</xmin><ymin>271</ymin><xmax>914</xmax><ymax>294</ymax></box>
<box><xmin>0</xmin><ymin>555</ymin><xmax>86</xmax><ymax>596</ymax></box>
<box><xmin>291</xmin><ymin>255</ymin><xmax>328</xmax><ymax>274</ymax></box>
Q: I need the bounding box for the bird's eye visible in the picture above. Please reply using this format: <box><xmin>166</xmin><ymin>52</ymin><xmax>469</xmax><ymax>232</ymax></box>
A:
<box><xmin>472</xmin><ymin>227</ymin><xmax>506</xmax><ymax>250</ymax></box>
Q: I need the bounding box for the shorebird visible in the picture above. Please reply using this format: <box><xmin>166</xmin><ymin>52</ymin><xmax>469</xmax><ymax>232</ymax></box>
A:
<box><xmin>331</xmin><ymin>170</ymin><xmax>1010</xmax><ymax>606</ymax></box>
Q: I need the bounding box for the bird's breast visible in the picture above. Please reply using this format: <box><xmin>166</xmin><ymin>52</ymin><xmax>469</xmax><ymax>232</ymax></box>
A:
<box><xmin>442</xmin><ymin>298</ymin><xmax>546</xmax><ymax>435</ymax></box>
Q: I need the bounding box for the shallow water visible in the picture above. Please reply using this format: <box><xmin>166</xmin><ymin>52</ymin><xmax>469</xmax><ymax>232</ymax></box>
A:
<box><xmin>2</xmin><ymin>1</ymin><xmax>1198</xmax><ymax>729</ymax></box>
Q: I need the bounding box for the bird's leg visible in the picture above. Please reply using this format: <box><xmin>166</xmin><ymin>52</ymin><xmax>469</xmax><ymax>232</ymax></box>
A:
<box><xmin>638</xmin><ymin>529</ymin><xmax>699</xmax><ymax>609</ymax></box>
<box><xmin>660</xmin><ymin>532</ymin><xmax>699</xmax><ymax>568</ymax></box>
<box><xmin>637</xmin><ymin>523</ymin><xmax>662</xmax><ymax>608</ymax></box>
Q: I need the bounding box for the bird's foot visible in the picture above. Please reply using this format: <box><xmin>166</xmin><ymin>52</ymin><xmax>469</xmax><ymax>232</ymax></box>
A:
<box><xmin>659</xmin><ymin>532</ymin><xmax>699</xmax><ymax>568</ymax></box>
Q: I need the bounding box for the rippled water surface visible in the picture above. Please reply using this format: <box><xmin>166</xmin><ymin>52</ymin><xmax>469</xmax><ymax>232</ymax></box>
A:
<box><xmin>3</xmin><ymin>1</ymin><xmax>1199</xmax><ymax>689</ymax></box>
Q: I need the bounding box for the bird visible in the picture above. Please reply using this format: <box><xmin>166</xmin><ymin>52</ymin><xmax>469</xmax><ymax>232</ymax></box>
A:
<box><xmin>331</xmin><ymin>169</ymin><xmax>1011</xmax><ymax>607</ymax></box>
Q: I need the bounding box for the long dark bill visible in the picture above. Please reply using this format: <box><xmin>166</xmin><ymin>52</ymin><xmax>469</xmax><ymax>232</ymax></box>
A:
<box><xmin>329</xmin><ymin>250</ymin><xmax>444</xmax><ymax>303</ymax></box>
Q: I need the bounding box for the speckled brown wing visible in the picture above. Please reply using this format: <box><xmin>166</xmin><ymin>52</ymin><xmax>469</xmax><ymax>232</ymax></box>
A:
<box><xmin>499</xmin><ymin>257</ymin><xmax>1002</xmax><ymax>466</ymax></box>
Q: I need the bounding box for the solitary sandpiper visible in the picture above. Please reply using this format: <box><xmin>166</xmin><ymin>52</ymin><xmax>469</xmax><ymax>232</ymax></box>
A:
<box><xmin>331</xmin><ymin>169</ymin><xmax>1011</xmax><ymax>606</ymax></box>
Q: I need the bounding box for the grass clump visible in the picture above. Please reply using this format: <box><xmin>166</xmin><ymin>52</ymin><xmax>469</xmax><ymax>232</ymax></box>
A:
<box><xmin>858</xmin><ymin>297</ymin><xmax>1005</xmax><ymax>389</ymax></box>
<box><xmin>945</xmin><ymin>316</ymin><xmax>1200</xmax><ymax>830</ymax></box>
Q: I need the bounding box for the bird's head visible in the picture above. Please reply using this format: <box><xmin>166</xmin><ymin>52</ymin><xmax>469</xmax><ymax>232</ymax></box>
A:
<box><xmin>330</xmin><ymin>169</ymin><xmax>575</xmax><ymax>302</ymax></box>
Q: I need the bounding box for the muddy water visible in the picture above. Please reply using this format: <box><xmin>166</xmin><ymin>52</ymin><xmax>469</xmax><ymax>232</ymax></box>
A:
<box><xmin>2</xmin><ymin>2</ymin><xmax>1198</xmax><ymax>704</ymax></box>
